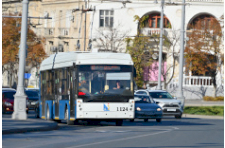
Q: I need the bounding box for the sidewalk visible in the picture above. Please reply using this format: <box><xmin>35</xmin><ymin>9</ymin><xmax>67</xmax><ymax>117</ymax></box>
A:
<box><xmin>183</xmin><ymin>114</ymin><xmax>224</xmax><ymax>120</ymax></box>
<box><xmin>184</xmin><ymin>99</ymin><xmax>224</xmax><ymax>106</ymax></box>
<box><xmin>2</xmin><ymin>116</ymin><xmax>58</xmax><ymax>135</ymax></box>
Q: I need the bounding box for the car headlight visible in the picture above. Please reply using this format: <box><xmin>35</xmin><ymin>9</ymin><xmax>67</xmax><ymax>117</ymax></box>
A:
<box><xmin>179</xmin><ymin>102</ymin><xmax>182</xmax><ymax>105</ymax></box>
<box><xmin>4</xmin><ymin>102</ymin><xmax>12</xmax><ymax>106</ymax></box>
<box><xmin>157</xmin><ymin>108</ymin><xmax>161</xmax><ymax>111</ymax></box>
<box><xmin>136</xmin><ymin>107</ymin><xmax>141</xmax><ymax>111</ymax></box>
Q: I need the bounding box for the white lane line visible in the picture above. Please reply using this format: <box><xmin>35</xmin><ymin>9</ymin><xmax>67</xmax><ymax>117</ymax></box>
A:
<box><xmin>67</xmin><ymin>129</ymin><xmax>173</xmax><ymax>148</ymax></box>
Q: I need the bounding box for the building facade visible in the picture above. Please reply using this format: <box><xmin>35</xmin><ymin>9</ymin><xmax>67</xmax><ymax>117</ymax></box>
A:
<box><xmin>2</xmin><ymin>0</ymin><xmax>224</xmax><ymax>99</ymax></box>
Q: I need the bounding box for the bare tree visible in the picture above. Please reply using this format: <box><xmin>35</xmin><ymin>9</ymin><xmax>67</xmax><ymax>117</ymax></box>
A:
<box><xmin>147</xmin><ymin>30</ymin><xmax>180</xmax><ymax>90</ymax></box>
<box><xmin>95</xmin><ymin>23</ymin><xmax>129</xmax><ymax>53</ymax></box>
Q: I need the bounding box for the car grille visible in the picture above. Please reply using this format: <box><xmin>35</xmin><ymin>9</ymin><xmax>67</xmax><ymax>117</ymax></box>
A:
<box><xmin>163</xmin><ymin>104</ymin><xmax>179</xmax><ymax>107</ymax></box>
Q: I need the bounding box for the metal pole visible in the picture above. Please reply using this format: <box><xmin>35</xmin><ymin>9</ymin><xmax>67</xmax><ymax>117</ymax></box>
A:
<box><xmin>157</xmin><ymin>0</ymin><xmax>164</xmax><ymax>90</ymax></box>
<box><xmin>84</xmin><ymin>0</ymin><xmax>87</xmax><ymax>51</ymax></box>
<box><xmin>177</xmin><ymin>0</ymin><xmax>185</xmax><ymax>109</ymax></box>
<box><xmin>12</xmin><ymin>0</ymin><xmax>29</xmax><ymax>120</ymax></box>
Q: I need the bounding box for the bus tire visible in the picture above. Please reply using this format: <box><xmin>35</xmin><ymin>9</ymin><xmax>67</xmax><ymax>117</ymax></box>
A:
<box><xmin>116</xmin><ymin>120</ymin><xmax>123</xmax><ymax>126</ymax></box>
<box><xmin>65</xmin><ymin>106</ymin><xmax>74</xmax><ymax>125</ymax></box>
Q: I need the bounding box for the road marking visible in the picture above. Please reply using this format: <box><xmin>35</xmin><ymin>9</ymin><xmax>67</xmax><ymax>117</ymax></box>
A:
<box><xmin>66</xmin><ymin>129</ymin><xmax>173</xmax><ymax>148</ymax></box>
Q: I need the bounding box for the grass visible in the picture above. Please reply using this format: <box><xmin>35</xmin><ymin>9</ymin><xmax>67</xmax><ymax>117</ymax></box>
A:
<box><xmin>184</xmin><ymin>106</ymin><xmax>224</xmax><ymax>116</ymax></box>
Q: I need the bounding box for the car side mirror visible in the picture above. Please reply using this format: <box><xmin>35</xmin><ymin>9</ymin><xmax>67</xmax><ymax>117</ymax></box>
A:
<box><xmin>174</xmin><ymin>97</ymin><xmax>177</xmax><ymax>100</ymax></box>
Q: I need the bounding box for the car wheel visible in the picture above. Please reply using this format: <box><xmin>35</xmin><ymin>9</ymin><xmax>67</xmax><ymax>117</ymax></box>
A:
<box><xmin>175</xmin><ymin>114</ymin><xmax>182</xmax><ymax>119</ymax></box>
<box><xmin>156</xmin><ymin>118</ymin><xmax>161</xmax><ymax>122</ymax></box>
<box><xmin>144</xmin><ymin>119</ymin><xmax>148</xmax><ymax>122</ymax></box>
<box><xmin>65</xmin><ymin>106</ymin><xmax>74</xmax><ymax>125</ymax></box>
<box><xmin>116</xmin><ymin>120</ymin><xmax>123</xmax><ymax>126</ymax></box>
<box><xmin>130</xmin><ymin>119</ymin><xmax>134</xmax><ymax>122</ymax></box>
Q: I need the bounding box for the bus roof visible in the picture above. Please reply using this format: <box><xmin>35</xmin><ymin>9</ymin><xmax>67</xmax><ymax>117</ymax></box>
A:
<box><xmin>40</xmin><ymin>52</ymin><xmax>133</xmax><ymax>71</ymax></box>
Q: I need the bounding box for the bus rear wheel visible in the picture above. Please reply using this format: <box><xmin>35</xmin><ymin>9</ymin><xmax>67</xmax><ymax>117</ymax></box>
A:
<box><xmin>116</xmin><ymin>120</ymin><xmax>123</xmax><ymax>126</ymax></box>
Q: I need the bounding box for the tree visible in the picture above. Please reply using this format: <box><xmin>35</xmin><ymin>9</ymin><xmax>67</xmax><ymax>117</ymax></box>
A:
<box><xmin>185</xmin><ymin>18</ymin><xmax>223</xmax><ymax>97</ymax></box>
<box><xmin>2</xmin><ymin>14</ymin><xmax>47</xmax><ymax>87</ymax></box>
<box><xmin>149</xmin><ymin>30</ymin><xmax>180</xmax><ymax>90</ymax></box>
<box><xmin>95</xmin><ymin>23</ymin><xmax>129</xmax><ymax>53</ymax></box>
<box><xmin>129</xmin><ymin>15</ymin><xmax>179</xmax><ymax>89</ymax></box>
<box><xmin>126</xmin><ymin>36</ymin><xmax>154</xmax><ymax>88</ymax></box>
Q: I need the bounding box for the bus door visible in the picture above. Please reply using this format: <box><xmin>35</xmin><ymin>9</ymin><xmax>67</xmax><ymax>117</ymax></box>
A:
<box><xmin>54</xmin><ymin>70</ymin><xmax>60</xmax><ymax>118</ymax></box>
<box><xmin>69</xmin><ymin>68</ymin><xmax>77</xmax><ymax>118</ymax></box>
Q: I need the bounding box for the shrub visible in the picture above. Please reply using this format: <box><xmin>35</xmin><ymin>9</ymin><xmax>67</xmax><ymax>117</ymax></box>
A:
<box><xmin>216</xmin><ymin>96</ymin><xmax>224</xmax><ymax>101</ymax></box>
<box><xmin>203</xmin><ymin>96</ymin><xmax>224</xmax><ymax>101</ymax></box>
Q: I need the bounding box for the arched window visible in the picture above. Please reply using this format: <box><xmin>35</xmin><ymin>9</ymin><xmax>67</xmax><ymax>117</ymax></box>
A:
<box><xmin>188</xmin><ymin>14</ymin><xmax>218</xmax><ymax>30</ymax></box>
<box><xmin>143</xmin><ymin>13</ymin><xmax>171</xmax><ymax>28</ymax></box>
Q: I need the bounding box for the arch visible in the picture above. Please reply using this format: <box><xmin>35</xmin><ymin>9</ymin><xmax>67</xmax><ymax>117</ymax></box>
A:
<box><xmin>187</xmin><ymin>12</ymin><xmax>220</xmax><ymax>30</ymax></box>
<box><xmin>138</xmin><ymin>11</ymin><xmax>172</xmax><ymax>30</ymax></box>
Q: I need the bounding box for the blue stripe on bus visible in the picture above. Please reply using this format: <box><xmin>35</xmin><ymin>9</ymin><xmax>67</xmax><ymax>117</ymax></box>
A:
<box><xmin>59</xmin><ymin>100</ymin><xmax>70</xmax><ymax>120</ymax></box>
<box><xmin>45</xmin><ymin>100</ymin><xmax>53</xmax><ymax>119</ymax></box>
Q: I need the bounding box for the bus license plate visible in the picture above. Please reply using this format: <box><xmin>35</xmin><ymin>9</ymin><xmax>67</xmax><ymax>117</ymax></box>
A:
<box><xmin>117</xmin><ymin>107</ymin><xmax>128</xmax><ymax>111</ymax></box>
<box><xmin>167</xmin><ymin>109</ymin><xmax>176</xmax><ymax>111</ymax></box>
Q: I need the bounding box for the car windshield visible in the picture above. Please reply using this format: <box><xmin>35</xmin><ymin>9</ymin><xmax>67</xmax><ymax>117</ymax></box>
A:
<box><xmin>134</xmin><ymin>95</ymin><xmax>152</xmax><ymax>103</ymax></box>
<box><xmin>25</xmin><ymin>91</ymin><xmax>39</xmax><ymax>98</ymax></box>
<box><xmin>2</xmin><ymin>92</ymin><xmax>16</xmax><ymax>100</ymax></box>
<box><xmin>149</xmin><ymin>92</ymin><xmax>174</xmax><ymax>99</ymax></box>
<box><xmin>78</xmin><ymin>65</ymin><xmax>134</xmax><ymax>102</ymax></box>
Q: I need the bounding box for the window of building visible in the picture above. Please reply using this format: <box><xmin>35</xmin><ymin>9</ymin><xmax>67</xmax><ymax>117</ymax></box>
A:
<box><xmin>99</xmin><ymin>10</ymin><xmax>114</xmax><ymax>27</ymax></box>
<box><xmin>188</xmin><ymin>14</ymin><xmax>217</xmax><ymax>30</ymax></box>
<box><xmin>143</xmin><ymin>13</ymin><xmax>171</xmax><ymax>28</ymax></box>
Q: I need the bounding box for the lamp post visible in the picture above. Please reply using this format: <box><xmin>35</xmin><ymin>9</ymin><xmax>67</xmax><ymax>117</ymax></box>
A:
<box><xmin>177</xmin><ymin>0</ymin><xmax>186</xmax><ymax>109</ymax></box>
<box><xmin>156</xmin><ymin>0</ymin><xmax>165</xmax><ymax>90</ymax></box>
<box><xmin>12</xmin><ymin>0</ymin><xmax>29</xmax><ymax>120</ymax></box>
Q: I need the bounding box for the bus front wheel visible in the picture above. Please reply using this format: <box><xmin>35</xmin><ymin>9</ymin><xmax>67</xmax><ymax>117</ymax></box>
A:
<box><xmin>116</xmin><ymin>120</ymin><xmax>123</xmax><ymax>126</ymax></box>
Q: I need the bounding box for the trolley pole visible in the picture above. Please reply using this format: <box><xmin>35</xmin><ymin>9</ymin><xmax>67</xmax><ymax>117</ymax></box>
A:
<box><xmin>12</xmin><ymin>0</ymin><xmax>29</xmax><ymax>120</ymax></box>
<box><xmin>177</xmin><ymin>0</ymin><xmax>186</xmax><ymax>109</ymax></box>
<box><xmin>156</xmin><ymin>0</ymin><xmax>164</xmax><ymax>90</ymax></box>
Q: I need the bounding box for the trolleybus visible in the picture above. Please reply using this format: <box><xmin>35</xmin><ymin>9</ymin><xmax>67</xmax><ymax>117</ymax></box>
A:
<box><xmin>39</xmin><ymin>52</ymin><xmax>135</xmax><ymax>126</ymax></box>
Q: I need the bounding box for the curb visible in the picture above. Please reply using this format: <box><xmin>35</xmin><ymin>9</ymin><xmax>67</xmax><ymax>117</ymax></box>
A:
<box><xmin>2</xmin><ymin>122</ymin><xmax>58</xmax><ymax>135</ymax></box>
<box><xmin>183</xmin><ymin>114</ymin><xmax>224</xmax><ymax>120</ymax></box>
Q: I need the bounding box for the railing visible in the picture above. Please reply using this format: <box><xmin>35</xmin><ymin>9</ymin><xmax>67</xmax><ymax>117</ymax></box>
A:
<box><xmin>44</xmin><ymin>28</ymin><xmax>55</xmax><ymax>36</ymax></box>
<box><xmin>168</xmin><ymin>76</ymin><xmax>213</xmax><ymax>89</ymax></box>
<box><xmin>59</xmin><ymin>28</ymin><xmax>70</xmax><ymax>36</ymax></box>
<box><xmin>184</xmin><ymin>76</ymin><xmax>213</xmax><ymax>87</ymax></box>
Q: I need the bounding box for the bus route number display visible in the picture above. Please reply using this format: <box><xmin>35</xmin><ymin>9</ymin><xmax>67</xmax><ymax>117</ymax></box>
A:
<box><xmin>91</xmin><ymin>66</ymin><xmax>120</xmax><ymax>71</ymax></box>
<box><xmin>117</xmin><ymin>107</ymin><xmax>128</xmax><ymax>111</ymax></box>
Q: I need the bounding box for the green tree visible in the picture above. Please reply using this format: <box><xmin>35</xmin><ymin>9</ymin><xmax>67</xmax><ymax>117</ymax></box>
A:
<box><xmin>2</xmin><ymin>14</ymin><xmax>46</xmax><ymax>87</ymax></box>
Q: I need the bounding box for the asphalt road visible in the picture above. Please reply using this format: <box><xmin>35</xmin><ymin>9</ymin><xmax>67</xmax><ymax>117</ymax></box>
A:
<box><xmin>2</xmin><ymin>112</ymin><xmax>224</xmax><ymax>148</ymax></box>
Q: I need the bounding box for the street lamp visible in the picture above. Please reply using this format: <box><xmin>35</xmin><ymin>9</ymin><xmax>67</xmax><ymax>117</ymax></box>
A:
<box><xmin>156</xmin><ymin>0</ymin><xmax>165</xmax><ymax>90</ymax></box>
<box><xmin>12</xmin><ymin>0</ymin><xmax>29</xmax><ymax>120</ymax></box>
<box><xmin>177</xmin><ymin>0</ymin><xmax>186</xmax><ymax>109</ymax></box>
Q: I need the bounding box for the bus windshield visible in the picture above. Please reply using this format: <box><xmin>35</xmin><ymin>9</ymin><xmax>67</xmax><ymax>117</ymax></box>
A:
<box><xmin>78</xmin><ymin>65</ymin><xmax>134</xmax><ymax>102</ymax></box>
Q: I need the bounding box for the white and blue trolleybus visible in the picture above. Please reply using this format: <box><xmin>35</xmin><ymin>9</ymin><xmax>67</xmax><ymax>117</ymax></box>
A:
<box><xmin>39</xmin><ymin>52</ymin><xmax>135</xmax><ymax>126</ymax></box>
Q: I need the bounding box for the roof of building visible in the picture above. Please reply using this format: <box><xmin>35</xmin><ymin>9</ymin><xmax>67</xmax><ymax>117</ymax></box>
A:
<box><xmin>40</xmin><ymin>52</ymin><xmax>133</xmax><ymax>71</ymax></box>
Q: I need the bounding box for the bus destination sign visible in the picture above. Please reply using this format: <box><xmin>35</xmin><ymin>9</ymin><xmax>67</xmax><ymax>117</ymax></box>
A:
<box><xmin>91</xmin><ymin>66</ymin><xmax>120</xmax><ymax>71</ymax></box>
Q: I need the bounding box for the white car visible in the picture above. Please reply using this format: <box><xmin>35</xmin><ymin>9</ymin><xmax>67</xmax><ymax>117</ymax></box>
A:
<box><xmin>135</xmin><ymin>90</ymin><xmax>183</xmax><ymax>118</ymax></box>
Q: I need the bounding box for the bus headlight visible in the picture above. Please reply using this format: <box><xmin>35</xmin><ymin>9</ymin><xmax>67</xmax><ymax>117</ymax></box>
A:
<box><xmin>157</xmin><ymin>108</ymin><xmax>162</xmax><ymax>111</ymax></box>
<box><xmin>136</xmin><ymin>107</ymin><xmax>141</xmax><ymax>111</ymax></box>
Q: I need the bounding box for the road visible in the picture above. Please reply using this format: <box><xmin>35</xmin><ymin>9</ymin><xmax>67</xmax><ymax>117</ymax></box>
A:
<box><xmin>2</xmin><ymin>112</ymin><xmax>224</xmax><ymax>148</ymax></box>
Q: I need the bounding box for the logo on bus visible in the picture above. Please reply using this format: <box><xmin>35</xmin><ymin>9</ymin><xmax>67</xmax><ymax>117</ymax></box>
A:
<box><xmin>104</xmin><ymin>103</ymin><xmax>110</xmax><ymax>111</ymax></box>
